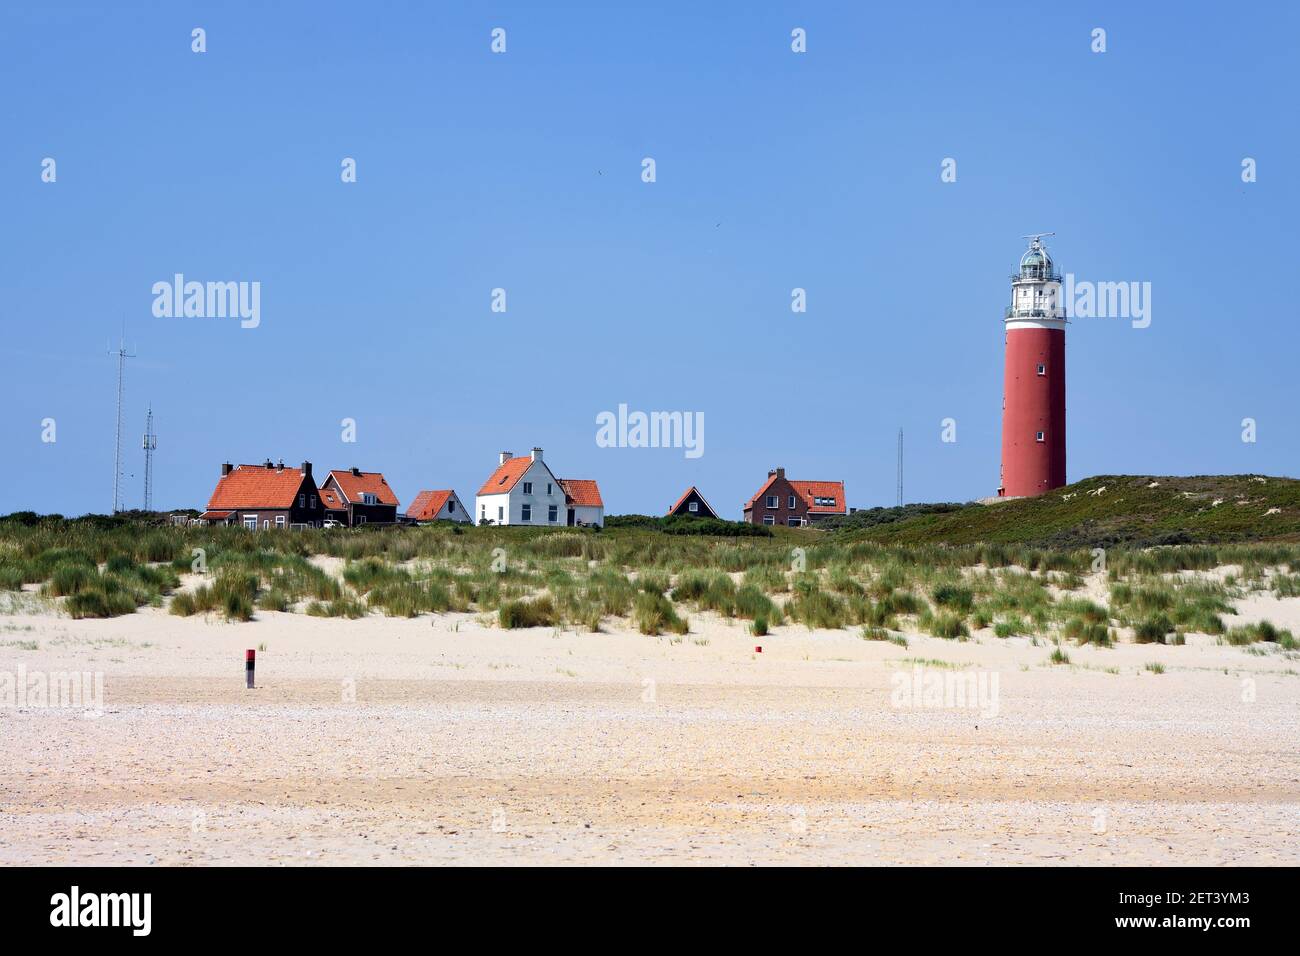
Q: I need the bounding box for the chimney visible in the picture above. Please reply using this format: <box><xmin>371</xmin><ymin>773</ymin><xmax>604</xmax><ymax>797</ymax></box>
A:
<box><xmin>775</xmin><ymin>467</ymin><xmax>785</xmax><ymax>479</ymax></box>
<box><xmin>301</xmin><ymin>461</ymin><xmax>312</xmax><ymax>479</ymax></box>
<box><xmin>531</xmin><ymin>447</ymin><xmax>543</xmax><ymax>462</ymax></box>
<box><xmin>351</xmin><ymin>466</ymin><xmax>362</xmax><ymax>477</ymax></box>
<box><xmin>221</xmin><ymin>462</ymin><xmax>233</xmax><ymax>477</ymax></box>
<box><xmin>499</xmin><ymin>451</ymin><xmax>513</xmax><ymax>466</ymax></box>
<box><xmin>264</xmin><ymin>458</ymin><xmax>274</xmax><ymax>469</ymax></box>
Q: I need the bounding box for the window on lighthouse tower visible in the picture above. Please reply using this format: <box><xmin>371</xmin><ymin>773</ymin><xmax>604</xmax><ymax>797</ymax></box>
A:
<box><xmin>1035</xmin><ymin>431</ymin><xmax>1045</xmax><ymax>442</ymax></box>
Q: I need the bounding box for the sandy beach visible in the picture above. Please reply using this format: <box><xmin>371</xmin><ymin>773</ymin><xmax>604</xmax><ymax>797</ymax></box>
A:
<box><xmin>2</xmin><ymin>594</ymin><xmax>1297</xmax><ymax>866</ymax></box>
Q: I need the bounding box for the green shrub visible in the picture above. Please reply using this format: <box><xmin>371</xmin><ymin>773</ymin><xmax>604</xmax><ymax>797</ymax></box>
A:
<box><xmin>257</xmin><ymin>589</ymin><xmax>290</xmax><ymax>613</ymax></box>
<box><xmin>66</xmin><ymin>589</ymin><xmax>136</xmax><ymax>618</ymax></box>
<box><xmin>499</xmin><ymin>596</ymin><xmax>557</xmax><ymax>629</ymax></box>
<box><xmin>922</xmin><ymin>611</ymin><xmax>968</xmax><ymax>640</ymax></box>
<box><xmin>1133</xmin><ymin>613</ymin><xmax>1174</xmax><ymax>644</ymax></box>
<box><xmin>633</xmin><ymin>591</ymin><xmax>688</xmax><ymax>635</ymax></box>
<box><xmin>1063</xmin><ymin>617</ymin><xmax>1111</xmax><ymax>646</ymax></box>
<box><xmin>931</xmin><ymin>584</ymin><xmax>973</xmax><ymax>612</ymax></box>
<box><xmin>751</xmin><ymin>616</ymin><xmax>768</xmax><ymax>637</ymax></box>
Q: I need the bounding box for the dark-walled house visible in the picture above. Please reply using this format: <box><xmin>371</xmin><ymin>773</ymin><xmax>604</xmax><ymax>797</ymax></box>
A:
<box><xmin>320</xmin><ymin>468</ymin><xmax>400</xmax><ymax>525</ymax></box>
<box><xmin>667</xmin><ymin>486</ymin><xmax>719</xmax><ymax>519</ymax></box>
<box><xmin>199</xmin><ymin>460</ymin><xmax>323</xmax><ymax>529</ymax></box>
<box><xmin>741</xmin><ymin>467</ymin><xmax>846</xmax><ymax>527</ymax></box>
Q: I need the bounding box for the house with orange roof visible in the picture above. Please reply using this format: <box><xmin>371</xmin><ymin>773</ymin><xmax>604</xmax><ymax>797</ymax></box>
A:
<box><xmin>319</xmin><ymin>468</ymin><xmax>400</xmax><ymax>526</ymax></box>
<box><xmin>199</xmin><ymin>460</ymin><xmax>323</xmax><ymax>529</ymax></box>
<box><xmin>474</xmin><ymin>448</ymin><xmax>604</xmax><ymax>527</ymax></box>
<box><xmin>406</xmin><ymin>489</ymin><xmax>471</xmax><ymax>525</ymax></box>
<box><xmin>741</xmin><ymin>467</ymin><xmax>846</xmax><ymax>527</ymax></box>
<box><xmin>667</xmin><ymin>486</ymin><xmax>719</xmax><ymax>520</ymax></box>
<box><xmin>316</xmin><ymin>484</ymin><xmax>349</xmax><ymax>525</ymax></box>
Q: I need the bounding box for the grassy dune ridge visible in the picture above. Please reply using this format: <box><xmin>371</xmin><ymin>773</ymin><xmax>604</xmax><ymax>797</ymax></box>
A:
<box><xmin>2</xmin><ymin>497</ymin><xmax>1298</xmax><ymax>649</ymax></box>
<box><xmin>824</xmin><ymin>474</ymin><xmax>1300</xmax><ymax>547</ymax></box>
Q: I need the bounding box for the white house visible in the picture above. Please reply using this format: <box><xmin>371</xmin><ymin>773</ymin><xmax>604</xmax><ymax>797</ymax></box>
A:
<box><xmin>475</xmin><ymin>448</ymin><xmax>604</xmax><ymax>527</ymax></box>
<box><xmin>405</xmin><ymin>489</ymin><xmax>471</xmax><ymax>524</ymax></box>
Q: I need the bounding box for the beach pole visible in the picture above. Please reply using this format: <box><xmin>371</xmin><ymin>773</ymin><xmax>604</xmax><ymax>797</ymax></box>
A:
<box><xmin>246</xmin><ymin>649</ymin><xmax>255</xmax><ymax>689</ymax></box>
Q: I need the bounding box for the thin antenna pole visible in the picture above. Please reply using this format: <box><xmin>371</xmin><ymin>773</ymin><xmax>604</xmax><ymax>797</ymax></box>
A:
<box><xmin>896</xmin><ymin>428</ymin><xmax>903</xmax><ymax>507</ymax></box>
<box><xmin>142</xmin><ymin>405</ymin><xmax>157</xmax><ymax>512</ymax></box>
<box><xmin>109</xmin><ymin>330</ymin><xmax>136</xmax><ymax>514</ymax></box>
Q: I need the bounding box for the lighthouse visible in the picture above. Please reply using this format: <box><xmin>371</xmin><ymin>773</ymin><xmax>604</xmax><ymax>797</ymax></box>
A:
<box><xmin>998</xmin><ymin>234</ymin><xmax>1066</xmax><ymax>497</ymax></box>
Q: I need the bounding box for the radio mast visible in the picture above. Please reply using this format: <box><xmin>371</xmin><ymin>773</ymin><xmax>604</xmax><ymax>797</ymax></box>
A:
<box><xmin>896</xmin><ymin>428</ymin><xmax>903</xmax><ymax>506</ymax></box>
<box><xmin>109</xmin><ymin>331</ymin><xmax>136</xmax><ymax>514</ymax></box>
<box><xmin>142</xmin><ymin>405</ymin><xmax>157</xmax><ymax>512</ymax></box>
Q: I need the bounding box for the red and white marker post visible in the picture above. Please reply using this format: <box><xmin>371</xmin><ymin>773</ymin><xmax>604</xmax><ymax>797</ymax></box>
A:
<box><xmin>246</xmin><ymin>649</ymin><xmax>255</xmax><ymax>689</ymax></box>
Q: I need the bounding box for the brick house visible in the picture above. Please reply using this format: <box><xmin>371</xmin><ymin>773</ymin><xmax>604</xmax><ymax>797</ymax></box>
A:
<box><xmin>667</xmin><ymin>486</ymin><xmax>719</xmax><ymax>519</ymax></box>
<box><xmin>742</xmin><ymin>467</ymin><xmax>846</xmax><ymax>527</ymax></box>
<box><xmin>320</xmin><ymin>468</ymin><xmax>400</xmax><ymax>525</ymax></box>
<box><xmin>199</xmin><ymin>460</ymin><xmax>323</xmax><ymax>529</ymax></box>
<box><xmin>406</xmin><ymin>489</ymin><xmax>471</xmax><ymax>524</ymax></box>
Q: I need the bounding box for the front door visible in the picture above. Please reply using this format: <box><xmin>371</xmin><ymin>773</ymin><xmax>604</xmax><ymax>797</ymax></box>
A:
<box><xmin>567</xmin><ymin>508</ymin><xmax>575</xmax><ymax>526</ymax></box>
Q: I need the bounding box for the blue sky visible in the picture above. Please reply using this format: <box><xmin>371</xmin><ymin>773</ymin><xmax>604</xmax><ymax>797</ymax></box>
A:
<box><xmin>2</xmin><ymin>1</ymin><xmax>1295</xmax><ymax>518</ymax></box>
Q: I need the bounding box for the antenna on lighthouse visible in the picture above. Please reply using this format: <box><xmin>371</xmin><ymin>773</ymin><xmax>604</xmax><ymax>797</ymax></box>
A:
<box><xmin>896</xmin><ymin>428</ymin><xmax>904</xmax><ymax>507</ymax></box>
<box><xmin>142</xmin><ymin>405</ymin><xmax>157</xmax><ymax>512</ymax></box>
<box><xmin>109</xmin><ymin>327</ymin><xmax>137</xmax><ymax>514</ymax></box>
<box><xmin>1021</xmin><ymin>231</ymin><xmax>1055</xmax><ymax>246</ymax></box>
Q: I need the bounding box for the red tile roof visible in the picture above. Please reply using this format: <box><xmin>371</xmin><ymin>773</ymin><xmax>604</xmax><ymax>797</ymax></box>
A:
<box><xmin>199</xmin><ymin>510</ymin><xmax>234</xmax><ymax>520</ymax></box>
<box><xmin>407</xmin><ymin>489</ymin><xmax>455</xmax><ymax>521</ymax></box>
<box><xmin>318</xmin><ymin>487</ymin><xmax>345</xmax><ymax>512</ymax></box>
<box><xmin>327</xmin><ymin>469</ymin><xmax>399</xmax><ymax>507</ymax></box>
<box><xmin>743</xmin><ymin>474</ymin><xmax>781</xmax><ymax>511</ymax></box>
<box><xmin>207</xmin><ymin>464</ymin><xmax>310</xmax><ymax>510</ymax></box>
<box><xmin>477</xmin><ymin>456</ymin><xmax>533</xmax><ymax>496</ymax></box>
<box><xmin>667</xmin><ymin>486</ymin><xmax>717</xmax><ymax>517</ymax></box>
<box><xmin>743</xmin><ymin>474</ymin><xmax>846</xmax><ymax>514</ymax></box>
<box><xmin>559</xmin><ymin>478</ymin><xmax>603</xmax><ymax>508</ymax></box>
<box><xmin>790</xmin><ymin>480</ymin><xmax>847</xmax><ymax>515</ymax></box>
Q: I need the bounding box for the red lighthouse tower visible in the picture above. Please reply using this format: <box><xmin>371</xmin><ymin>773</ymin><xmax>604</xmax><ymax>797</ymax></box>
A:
<box><xmin>998</xmin><ymin>234</ymin><xmax>1066</xmax><ymax>497</ymax></box>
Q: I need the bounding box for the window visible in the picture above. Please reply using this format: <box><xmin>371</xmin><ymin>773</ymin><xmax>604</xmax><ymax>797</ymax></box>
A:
<box><xmin>481</xmin><ymin>505</ymin><xmax>486</xmax><ymax>522</ymax></box>
<box><xmin>243</xmin><ymin>515</ymin><xmax>257</xmax><ymax>530</ymax></box>
<box><xmin>362</xmin><ymin>492</ymin><xmax>377</xmax><ymax>506</ymax></box>
<box><xmin>787</xmin><ymin>516</ymin><xmax>802</xmax><ymax>527</ymax></box>
<box><xmin>765</xmin><ymin>495</ymin><xmax>778</xmax><ymax>508</ymax></box>
<box><xmin>688</xmin><ymin>501</ymin><xmax>698</xmax><ymax>513</ymax></box>
<box><xmin>521</xmin><ymin>504</ymin><xmax>532</xmax><ymax>521</ymax></box>
<box><xmin>814</xmin><ymin>496</ymin><xmax>837</xmax><ymax>507</ymax></box>
<box><xmin>358</xmin><ymin>516</ymin><xmax>367</xmax><ymax>524</ymax></box>
<box><xmin>788</xmin><ymin>494</ymin><xmax>797</xmax><ymax>509</ymax></box>
<box><xmin>547</xmin><ymin>483</ymin><xmax>552</xmax><ymax>495</ymax></box>
<box><xmin>548</xmin><ymin>505</ymin><xmax>558</xmax><ymax>522</ymax></box>
<box><xmin>1036</xmin><ymin>363</ymin><xmax>1046</xmax><ymax>376</ymax></box>
<box><xmin>447</xmin><ymin>500</ymin><xmax>455</xmax><ymax>513</ymax></box>
<box><xmin>309</xmin><ymin>495</ymin><xmax>316</xmax><ymax>508</ymax></box>
<box><xmin>275</xmin><ymin>515</ymin><xmax>286</xmax><ymax>528</ymax></box>
<box><xmin>498</xmin><ymin>506</ymin><xmax>504</xmax><ymax>522</ymax></box>
<box><xmin>523</xmin><ymin>482</ymin><xmax>533</xmax><ymax>495</ymax></box>
<box><xmin>262</xmin><ymin>519</ymin><xmax>269</xmax><ymax>529</ymax></box>
<box><xmin>1035</xmin><ymin>431</ymin><xmax>1045</xmax><ymax>442</ymax></box>
<box><xmin>762</xmin><ymin>514</ymin><xmax>775</xmax><ymax>526</ymax></box>
<box><xmin>299</xmin><ymin>494</ymin><xmax>305</xmax><ymax>508</ymax></box>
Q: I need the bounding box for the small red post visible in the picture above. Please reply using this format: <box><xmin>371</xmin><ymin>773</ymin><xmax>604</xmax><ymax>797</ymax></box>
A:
<box><xmin>246</xmin><ymin>649</ymin><xmax>255</xmax><ymax>689</ymax></box>
<box><xmin>754</xmin><ymin>645</ymin><xmax>762</xmax><ymax>653</ymax></box>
